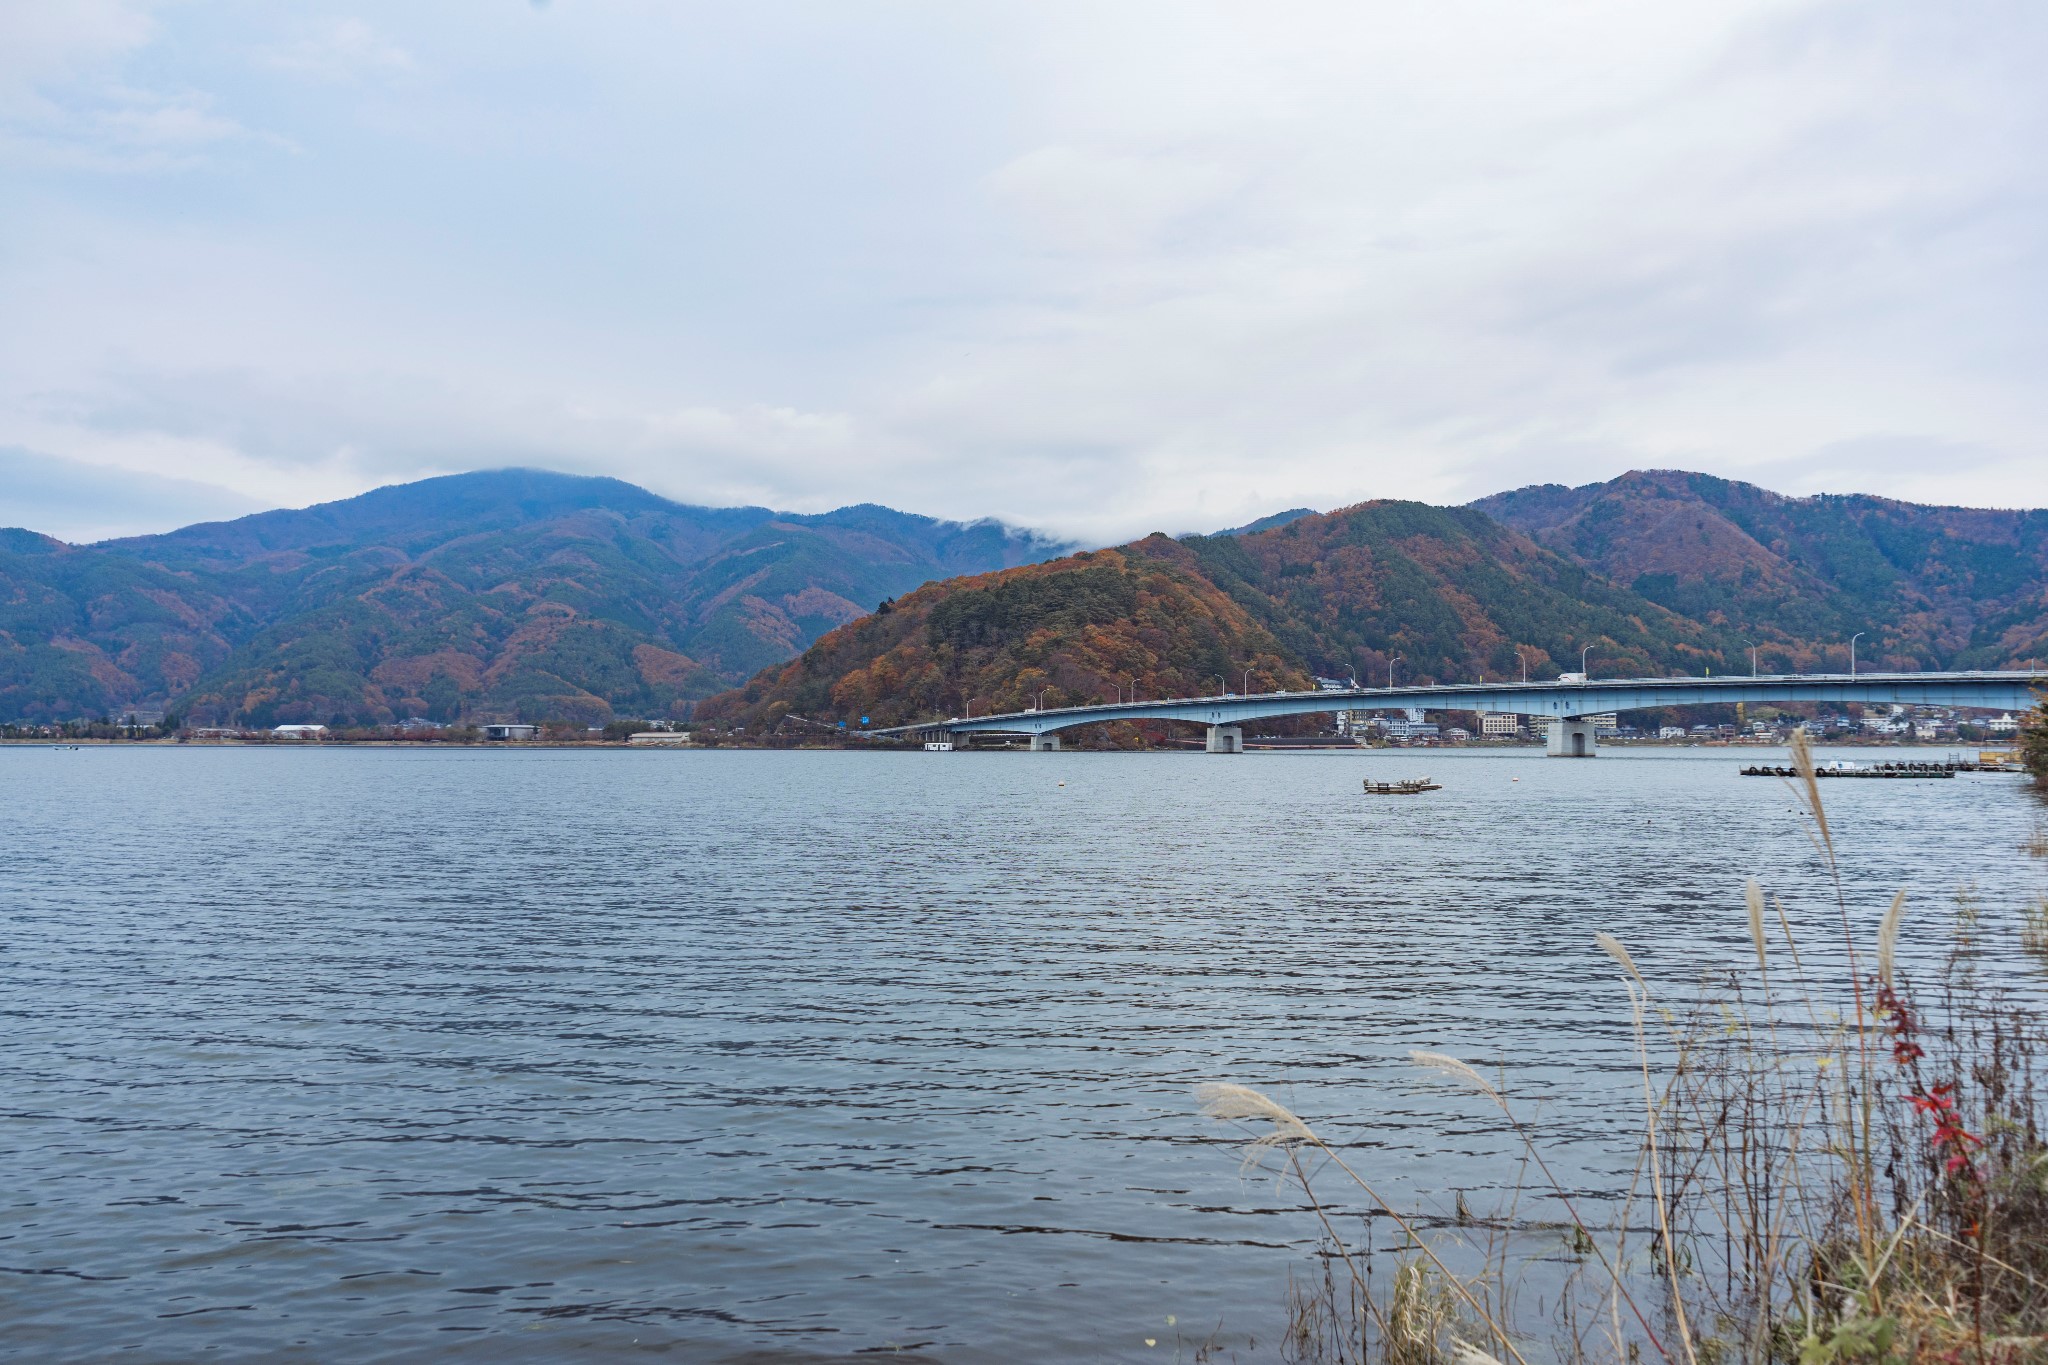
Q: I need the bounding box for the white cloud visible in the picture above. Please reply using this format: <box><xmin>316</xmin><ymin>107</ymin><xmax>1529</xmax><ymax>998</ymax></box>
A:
<box><xmin>2</xmin><ymin>0</ymin><xmax>2046</xmax><ymax>541</ymax></box>
<box><xmin>260</xmin><ymin>18</ymin><xmax>413</xmax><ymax>82</ymax></box>
<box><xmin>0</xmin><ymin>0</ymin><xmax>279</xmax><ymax>170</ymax></box>
<box><xmin>0</xmin><ymin>0</ymin><xmax>155</xmax><ymax>114</ymax></box>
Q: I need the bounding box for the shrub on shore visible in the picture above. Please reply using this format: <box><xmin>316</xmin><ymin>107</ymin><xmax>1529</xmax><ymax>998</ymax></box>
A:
<box><xmin>2019</xmin><ymin>693</ymin><xmax>2048</xmax><ymax>790</ymax></box>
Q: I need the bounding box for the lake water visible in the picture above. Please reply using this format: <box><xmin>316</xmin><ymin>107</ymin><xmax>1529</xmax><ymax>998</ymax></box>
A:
<box><xmin>4</xmin><ymin>745</ymin><xmax>2043</xmax><ymax>1362</ymax></box>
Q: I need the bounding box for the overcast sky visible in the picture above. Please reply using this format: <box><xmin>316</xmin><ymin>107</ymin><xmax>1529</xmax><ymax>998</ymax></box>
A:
<box><xmin>4</xmin><ymin>1</ymin><xmax>2046</xmax><ymax>543</ymax></box>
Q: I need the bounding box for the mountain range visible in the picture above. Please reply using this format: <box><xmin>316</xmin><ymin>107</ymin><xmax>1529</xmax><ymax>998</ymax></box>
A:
<box><xmin>5</xmin><ymin>467</ymin><xmax>2045</xmax><ymax>728</ymax></box>
<box><xmin>1472</xmin><ymin>470</ymin><xmax>2048</xmax><ymax>669</ymax></box>
<box><xmin>0</xmin><ymin>469</ymin><xmax>1067</xmax><ymax>725</ymax></box>
<box><xmin>709</xmin><ymin>474</ymin><xmax>2048</xmax><ymax>734</ymax></box>
<box><xmin>701</xmin><ymin>500</ymin><xmax>1752</xmax><ymax>732</ymax></box>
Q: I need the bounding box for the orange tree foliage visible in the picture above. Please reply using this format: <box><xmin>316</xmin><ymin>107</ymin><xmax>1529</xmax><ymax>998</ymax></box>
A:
<box><xmin>696</xmin><ymin>536</ymin><xmax>1307</xmax><ymax>732</ymax></box>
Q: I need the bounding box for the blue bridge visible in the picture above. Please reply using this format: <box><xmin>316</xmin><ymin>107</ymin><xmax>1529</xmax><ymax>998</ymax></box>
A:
<box><xmin>871</xmin><ymin>671</ymin><xmax>2040</xmax><ymax>756</ymax></box>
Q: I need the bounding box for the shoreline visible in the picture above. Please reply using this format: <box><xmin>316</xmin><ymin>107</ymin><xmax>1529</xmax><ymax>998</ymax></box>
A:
<box><xmin>0</xmin><ymin>735</ymin><xmax>2010</xmax><ymax>754</ymax></box>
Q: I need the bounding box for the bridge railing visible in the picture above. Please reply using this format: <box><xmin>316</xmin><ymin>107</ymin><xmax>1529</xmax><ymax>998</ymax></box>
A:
<box><xmin>862</xmin><ymin>671</ymin><xmax>2041</xmax><ymax>738</ymax></box>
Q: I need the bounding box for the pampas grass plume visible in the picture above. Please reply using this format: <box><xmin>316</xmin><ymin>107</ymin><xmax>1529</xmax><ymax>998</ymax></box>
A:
<box><xmin>1411</xmin><ymin>1050</ymin><xmax>1506</xmax><ymax>1108</ymax></box>
<box><xmin>1595</xmin><ymin>932</ymin><xmax>1648</xmax><ymax>992</ymax></box>
<box><xmin>1788</xmin><ymin>729</ymin><xmax>1832</xmax><ymax>853</ymax></box>
<box><xmin>1879</xmin><ymin>890</ymin><xmax>1907</xmax><ymax>990</ymax></box>
<box><xmin>1196</xmin><ymin>1082</ymin><xmax>1316</xmax><ymax>1155</ymax></box>
<box><xmin>1746</xmin><ymin>878</ymin><xmax>1768</xmax><ymax>977</ymax></box>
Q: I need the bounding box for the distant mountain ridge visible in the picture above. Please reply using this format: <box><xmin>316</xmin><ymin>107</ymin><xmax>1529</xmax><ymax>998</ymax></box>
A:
<box><xmin>1214</xmin><ymin>508</ymin><xmax>1318</xmax><ymax>537</ymax></box>
<box><xmin>1471</xmin><ymin>470</ymin><xmax>2048</xmax><ymax>669</ymax></box>
<box><xmin>700</xmin><ymin>498</ymin><xmax>1754</xmax><ymax>733</ymax></box>
<box><xmin>703</xmin><ymin>476</ymin><xmax>2048</xmax><ymax>737</ymax></box>
<box><xmin>0</xmin><ymin>469</ymin><xmax>1071</xmax><ymax>725</ymax></box>
<box><xmin>7</xmin><ymin>466</ymin><xmax>2045</xmax><ymax>729</ymax></box>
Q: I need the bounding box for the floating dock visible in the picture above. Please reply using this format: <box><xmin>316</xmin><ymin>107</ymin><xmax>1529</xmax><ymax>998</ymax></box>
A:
<box><xmin>1741</xmin><ymin>761</ymin><xmax>1956</xmax><ymax>779</ymax></box>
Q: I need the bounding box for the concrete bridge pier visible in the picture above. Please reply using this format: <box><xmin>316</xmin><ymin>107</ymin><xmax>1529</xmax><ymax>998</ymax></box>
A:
<box><xmin>1546</xmin><ymin>718</ymin><xmax>1598</xmax><ymax>758</ymax></box>
<box><xmin>1206</xmin><ymin>725</ymin><xmax>1244</xmax><ymax>754</ymax></box>
<box><xmin>1029</xmin><ymin>733</ymin><xmax>1061</xmax><ymax>751</ymax></box>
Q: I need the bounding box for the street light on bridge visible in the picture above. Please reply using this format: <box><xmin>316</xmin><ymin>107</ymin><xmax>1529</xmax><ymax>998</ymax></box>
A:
<box><xmin>1211</xmin><ymin>675</ymin><xmax>1225</xmax><ymax>698</ymax></box>
<box><xmin>1242</xmin><ymin>668</ymin><xmax>1254</xmax><ymax>695</ymax></box>
<box><xmin>1580</xmin><ymin>645</ymin><xmax>1593</xmax><ymax>678</ymax></box>
<box><xmin>1850</xmin><ymin>632</ymin><xmax>1864</xmax><ymax>677</ymax></box>
<box><xmin>1388</xmin><ymin>655</ymin><xmax>1401</xmax><ymax>689</ymax></box>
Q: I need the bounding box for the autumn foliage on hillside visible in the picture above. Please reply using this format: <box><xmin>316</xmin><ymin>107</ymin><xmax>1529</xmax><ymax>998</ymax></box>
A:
<box><xmin>1185</xmin><ymin>499</ymin><xmax>1742</xmax><ymax>685</ymax></box>
<box><xmin>0</xmin><ymin>471</ymin><xmax>1065</xmax><ymax>726</ymax></box>
<box><xmin>1475</xmin><ymin>468</ymin><xmax>2048</xmax><ymax>669</ymax></box>
<box><xmin>695</xmin><ymin>536</ymin><xmax>1307</xmax><ymax>733</ymax></box>
<box><xmin>698</xmin><ymin>502</ymin><xmax>1765</xmax><ymax>738</ymax></box>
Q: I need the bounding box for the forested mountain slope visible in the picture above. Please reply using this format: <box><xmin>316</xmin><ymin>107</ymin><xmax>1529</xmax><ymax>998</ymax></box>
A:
<box><xmin>1471</xmin><ymin>470</ymin><xmax>2048</xmax><ymax>669</ymax></box>
<box><xmin>11</xmin><ymin>466</ymin><xmax>2042</xmax><ymax>730</ymax></box>
<box><xmin>697</xmin><ymin>535</ymin><xmax>1311</xmax><ymax>732</ymax></box>
<box><xmin>1183</xmin><ymin>500</ymin><xmax>1744</xmax><ymax>684</ymax></box>
<box><xmin>700</xmin><ymin>501</ymin><xmax>1748</xmax><ymax>735</ymax></box>
<box><xmin>0</xmin><ymin>469</ymin><xmax>1068</xmax><ymax>724</ymax></box>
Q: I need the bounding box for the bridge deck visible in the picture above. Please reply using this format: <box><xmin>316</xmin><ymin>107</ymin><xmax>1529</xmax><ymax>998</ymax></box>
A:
<box><xmin>867</xmin><ymin>671</ymin><xmax>2040</xmax><ymax>738</ymax></box>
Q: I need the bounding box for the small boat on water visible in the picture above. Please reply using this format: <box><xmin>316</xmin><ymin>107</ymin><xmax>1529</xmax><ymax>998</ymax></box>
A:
<box><xmin>1364</xmin><ymin>777</ymin><xmax>1441</xmax><ymax>795</ymax></box>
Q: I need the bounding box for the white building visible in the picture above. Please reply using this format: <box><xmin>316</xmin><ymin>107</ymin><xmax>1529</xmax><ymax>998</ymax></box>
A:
<box><xmin>1479</xmin><ymin>713</ymin><xmax>1521</xmax><ymax>737</ymax></box>
<box><xmin>1988</xmin><ymin>713</ymin><xmax>2019</xmax><ymax>734</ymax></box>
<box><xmin>272</xmin><ymin>724</ymin><xmax>327</xmax><ymax>738</ymax></box>
<box><xmin>1659</xmin><ymin>726</ymin><xmax>1686</xmax><ymax>739</ymax></box>
<box><xmin>1587</xmin><ymin>712</ymin><xmax>1620</xmax><ymax>736</ymax></box>
<box><xmin>481</xmin><ymin>723</ymin><xmax>538</xmax><ymax>741</ymax></box>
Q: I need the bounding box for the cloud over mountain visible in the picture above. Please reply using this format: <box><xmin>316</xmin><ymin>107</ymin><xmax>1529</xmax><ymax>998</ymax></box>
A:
<box><xmin>5</xmin><ymin>4</ymin><xmax>2048</xmax><ymax>542</ymax></box>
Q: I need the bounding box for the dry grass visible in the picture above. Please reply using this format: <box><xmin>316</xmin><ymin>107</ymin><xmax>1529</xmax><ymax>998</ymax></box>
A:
<box><xmin>2025</xmin><ymin>898</ymin><xmax>2048</xmax><ymax>970</ymax></box>
<box><xmin>1202</xmin><ymin>733</ymin><xmax>2048</xmax><ymax>1363</ymax></box>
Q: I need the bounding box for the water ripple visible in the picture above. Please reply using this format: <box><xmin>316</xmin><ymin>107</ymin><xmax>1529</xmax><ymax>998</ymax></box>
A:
<box><xmin>1</xmin><ymin>745</ymin><xmax>2039</xmax><ymax>1362</ymax></box>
